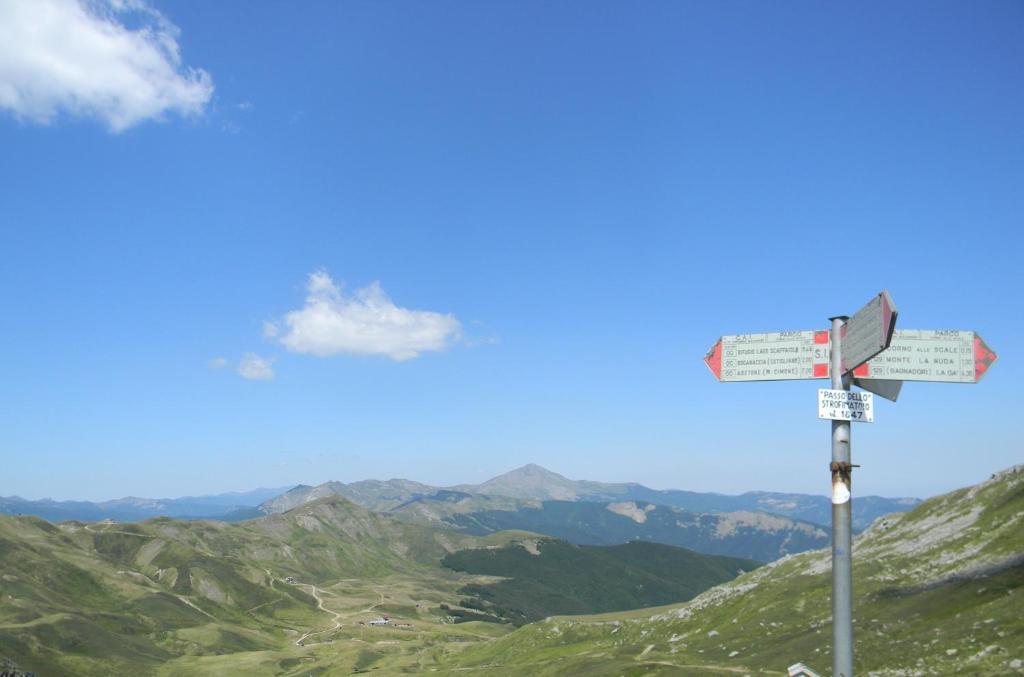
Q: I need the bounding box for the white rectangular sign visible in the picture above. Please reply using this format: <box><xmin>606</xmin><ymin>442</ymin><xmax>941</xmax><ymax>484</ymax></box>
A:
<box><xmin>818</xmin><ymin>389</ymin><xmax>874</xmax><ymax>422</ymax></box>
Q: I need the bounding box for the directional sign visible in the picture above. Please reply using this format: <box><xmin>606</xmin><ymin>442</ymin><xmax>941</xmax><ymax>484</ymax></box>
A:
<box><xmin>706</xmin><ymin>328</ymin><xmax>997</xmax><ymax>386</ymax></box>
<box><xmin>852</xmin><ymin>330</ymin><xmax>997</xmax><ymax>383</ymax></box>
<box><xmin>818</xmin><ymin>389</ymin><xmax>874</xmax><ymax>422</ymax></box>
<box><xmin>704</xmin><ymin>330</ymin><xmax>831</xmax><ymax>382</ymax></box>
<box><xmin>840</xmin><ymin>290</ymin><xmax>897</xmax><ymax>374</ymax></box>
<box><xmin>853</xmin><ymin>377</ymin><xmax>903</xmax><ymax>402</ymax></box>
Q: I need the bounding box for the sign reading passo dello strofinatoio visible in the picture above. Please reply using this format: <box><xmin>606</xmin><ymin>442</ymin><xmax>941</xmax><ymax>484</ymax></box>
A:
<box><xmin>818</xmin><ymin>389</ymin><xmax>874</xmax><ymax>423</ymax></box>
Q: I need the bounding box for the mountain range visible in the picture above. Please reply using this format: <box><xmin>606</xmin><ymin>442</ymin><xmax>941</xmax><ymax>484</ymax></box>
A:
<box><xmin>0</xmin><ymin>465</ymin><xmax>920</xmax><ymax>566</ymax></box>
<box><xmin>0</xmin><ymin>487</ymin><xmax>288</xmax><ymax>523</ymax></box>
<box><xmin>1</xmin><ymin>464</ymin><xmax>918</xmax><ymax>537</ymax></box>
<box><xmin>389</xmin><ymin>490</ymin><xmax>830</xmax><ymax>561</ymax></box>
<box><xmin>258</xmin><ymin>463</ymin><xmax>919</xmax><ymax>531</ymax></box>
<box><xmin>443</xmin><ymin>464</ymin><xmax>1024</xmax><ymax>675</ymax></box>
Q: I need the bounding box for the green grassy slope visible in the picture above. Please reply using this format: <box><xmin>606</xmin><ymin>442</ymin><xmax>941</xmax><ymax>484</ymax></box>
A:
<box><xmin>442</xmin><ymin>539</ymin><xmax>759</xmax><ymax>625</ymax></box>
<box><xmin>441</xmin><ymin>465</ymin><xmax>1024</xmax><ymax>676</ymax></box>
<box><xmin>0</xmin><ymin>495</ymin><xmax>486</xmax><ymax>675</ymax></box>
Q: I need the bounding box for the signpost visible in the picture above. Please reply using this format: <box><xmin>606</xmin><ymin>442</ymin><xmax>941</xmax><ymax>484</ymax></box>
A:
<box><xmin>703</xmin><ymin>291</ymin><xmax>998</xmax><ymax>677</ymax></box>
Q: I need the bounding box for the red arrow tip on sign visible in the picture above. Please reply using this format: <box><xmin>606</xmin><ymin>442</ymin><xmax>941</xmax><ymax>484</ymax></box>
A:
<box><xmin>704</xmin><ymin>338</ymin><xmax>723</xmax><ymax>381</ymax></box>
<box><xmin>974</xmin><ymin>333</ymin><xmax>998</xmax><ymax>382</ymax></box>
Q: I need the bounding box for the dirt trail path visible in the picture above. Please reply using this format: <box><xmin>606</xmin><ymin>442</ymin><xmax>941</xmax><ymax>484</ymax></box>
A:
<box><xmin>293</xmin><ymin>582</ymin><xmax>345</xmax><ymax>646</ymax></box>
<box><xmin>83</xmin><ymin>521</ymin><xmax>152</xmax><ymax>538</ymax></box>
<box><xmin>175</xmin><ymin>595</ymin><xmax>216</xmax><ymax>620</ymax></box>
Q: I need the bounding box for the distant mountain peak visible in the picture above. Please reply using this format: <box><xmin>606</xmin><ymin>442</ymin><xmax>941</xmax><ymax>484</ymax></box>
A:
<box><xmin>505</xmin><ymin>463</ymin><xmax>565</xmax><ymax>478</ymax></box>
<box><xmin>474</xmin><ymin>463</ymin><xmax>579</xmax><ymax>501</ymax></box>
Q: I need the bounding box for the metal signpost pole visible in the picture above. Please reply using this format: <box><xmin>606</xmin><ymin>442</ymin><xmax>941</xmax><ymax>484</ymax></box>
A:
<box><xmin>830</xmin><ymin>316</ymin><xmax>854</xmax><ymax>677</ymax></box>
<box><xmin>704</xmin><ymin>290</ymin><xmax>997</xmax><ymax>676</ymax></box>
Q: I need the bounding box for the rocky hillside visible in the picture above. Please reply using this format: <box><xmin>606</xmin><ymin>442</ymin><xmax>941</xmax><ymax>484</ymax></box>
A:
<box><xmin>441</xmin><ymin>465</ymin><xmax>1024</xmax><ymax>675</ymax></box>
<box><xmin>258</xmin><ymin>478</ymin><xmax>437</xmax><ymax>514</ymax></box>
<box><xmin>390</xmin><ymin>491</ymin><xmax>829</xmax><ymax>562</ymax></box>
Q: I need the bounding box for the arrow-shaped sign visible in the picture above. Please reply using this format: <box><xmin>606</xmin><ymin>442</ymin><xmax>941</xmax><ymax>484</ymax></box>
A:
<box><xmin>705</xmin><ymin>330</ymin><xmax>997</xmax><ymax>384</ymax></box>
<box><xmin>703</xmin><ymin>330</ymin><xmax>831</xmax><ymax>382</ymax></box>
<box><xmin>853</xmin><ymin>377</ymin><xmax>903</xmax><ymax>402</ymax></box>
<box><xmin>850</xmin><ymin>330</ymin><xmax>997</xmax><ymax>384</ymax></box>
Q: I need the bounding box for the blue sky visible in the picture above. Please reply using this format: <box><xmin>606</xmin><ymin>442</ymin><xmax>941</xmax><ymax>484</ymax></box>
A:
<box><xmin>1</xmin><ymin>1</ymin><xmax>1020</xmax><ymax>501</ymax></box>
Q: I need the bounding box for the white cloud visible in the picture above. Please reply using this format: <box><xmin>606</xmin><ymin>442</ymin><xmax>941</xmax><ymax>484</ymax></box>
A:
<box><xmin>207</xmin><ymin>356</ymin><xmax>228</xmax><ymax>369</ymax></box>
<box><xmin>278</xmin><ymin>271</ymin><xmax>462</xmax><ymax>361</ymax></box>
<box><xmin>237</xmin><ymin>353</ymin><xmax>274</xmax><ymax>380</ymax></box>
<box><xmin>262</xmin><ymin>320</ymin><xmax>280</xmax><ymax>338</ymax></box>
<box><xmin>0</xmin><ymin>0</ymin><xmax>213</xmax><ymax>132</ymax></box>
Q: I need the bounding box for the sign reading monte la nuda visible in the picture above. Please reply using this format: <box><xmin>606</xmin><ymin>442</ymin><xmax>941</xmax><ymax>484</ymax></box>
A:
<box><xmin>850</xmin><ymin>330</ymin><xmax>996</xmax><ymax>383</ymax></box>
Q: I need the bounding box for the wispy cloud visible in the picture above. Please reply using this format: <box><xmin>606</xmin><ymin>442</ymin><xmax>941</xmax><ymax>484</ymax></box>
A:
<box><xmin>237</xmin><ymin>353</ymin><xmax>275</xmax><ymax>380</ymax></box>
<box><xmin>0</xmin><ymin>0</ymin><xmax>213</xmax><ymax>132</ymax></box>
<box><xmin>276</xmin><ymin>271</ymin><xmax>462</xmax><ymax>361</ymax></box>
<box><xmin>208</xmin><ymin>357</ymin><xmax>228</xmax><ymax>370</ymax></box>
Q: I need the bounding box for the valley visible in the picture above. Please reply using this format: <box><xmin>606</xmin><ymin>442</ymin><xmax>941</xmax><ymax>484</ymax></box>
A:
<box><xmin>0</xmin><ymin>492</ymin><xmax>753</xmax><ymax>674</ymax></box>
<box><xmin>440</xmin><ymin>465</ymin><xmax>1024</xmax><ymax>675</ymax></box>
<box><xmin>1</xmin><ymin>465</ymin><xmax>1019</xmax><ymax>675</ymax></box>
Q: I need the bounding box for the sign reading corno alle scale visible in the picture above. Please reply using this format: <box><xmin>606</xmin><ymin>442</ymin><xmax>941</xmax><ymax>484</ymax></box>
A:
<box><xmin>850</xmin><ymin>330</ymin><xmax>997</xmax><ymax>383</ymax></box>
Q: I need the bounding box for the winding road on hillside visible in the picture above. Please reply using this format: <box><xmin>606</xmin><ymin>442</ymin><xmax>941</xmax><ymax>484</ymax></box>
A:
<box><xmin>259</xmin><ymin>569</ymin><xmax>359</xmax><ymax>647</ymax></box>
<box><xmin>282</xmin><ymin>575</ymin><xmax>387</xmax><ymax>647</ymax></box>
<box><xmin>83</xmin><ymin>520</ymin><xmax>152</xmax><ymax>538</ymax></box>
<box><xmin>82</xmin><ymin>526</ymin><xmax>381</xmax><ymax>649</ymax></box>
<box><xmin>293</xmin><ymin>582</ymin><xmax>344</xmax><ymax>646</ymax></box>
